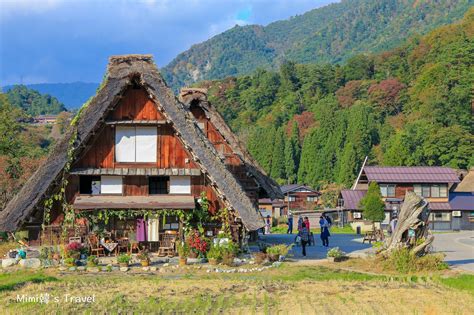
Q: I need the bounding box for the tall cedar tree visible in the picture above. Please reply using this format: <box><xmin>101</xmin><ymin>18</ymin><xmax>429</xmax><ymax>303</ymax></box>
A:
<box><xmin>270</xmin><ymin>127</ymin><xmax>286</xmax><ymax>180</ymax></box>
<box><xmin>359</xmin><ymin>182</ymin><xmax>386</xmax><ymax>222</ymax></box>
<box><xmin>284</xmin><ymin>122</ymin><xmax>300</xmax><ymax>184</ymax></box>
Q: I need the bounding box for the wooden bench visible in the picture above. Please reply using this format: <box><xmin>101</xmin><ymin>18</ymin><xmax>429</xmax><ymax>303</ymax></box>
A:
<box><xmin>363</xmin><ymin>229</ymin><xmax>385</xmax><ymax>244</ymax></box>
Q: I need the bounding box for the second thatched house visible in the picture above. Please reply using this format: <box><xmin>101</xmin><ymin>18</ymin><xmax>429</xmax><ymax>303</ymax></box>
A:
<box><xmin>0</xmin><ymin>54</ymin><xmax>281</xmax><ymax>246</ymax></box>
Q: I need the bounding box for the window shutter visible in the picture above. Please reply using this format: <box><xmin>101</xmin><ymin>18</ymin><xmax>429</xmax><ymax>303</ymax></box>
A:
<box><xmin>169</xmin><ymin>176</ymin><xmax>191</xmax><ymax>194</ymax></box>
<box><xmin>101</xmin><ymin>176</ymin><xmax>123</xmax><ymax>194</ymax></box>
<box><xmin>136</xmin><ymin>127</ymin><xmax>157</xmax><ymax>162</ymax></box>
<box><xmin>115</xmin><ymin>127</ymin><xmax>136</xmax><ymax>162</ymax></box>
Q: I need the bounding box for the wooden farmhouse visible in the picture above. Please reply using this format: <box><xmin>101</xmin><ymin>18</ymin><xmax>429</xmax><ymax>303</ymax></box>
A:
<box><xmin>0</xmin><ymin>55</ymin><xmax>282</xmax><ymax>246</ymax></box>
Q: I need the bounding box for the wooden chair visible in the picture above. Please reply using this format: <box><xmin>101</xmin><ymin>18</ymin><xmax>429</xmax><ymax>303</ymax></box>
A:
<box><xmin>158</xmin><ymin>231</ymin><xmax>177</xmax><ymax>257</ymax></box>
<box><xmin>116</xmin><ymin>238</ymin><xmax>129</xmax><ymax>254</ymax></box>
<box><xmin>87</xmin><ymin>234</ymin><xmax>105</xmax><ymax>257</ymax></box>
<box><xmin>363</xmin><ymin>230</ymin><xmax>377</xmax><ymax>244</ymax></box>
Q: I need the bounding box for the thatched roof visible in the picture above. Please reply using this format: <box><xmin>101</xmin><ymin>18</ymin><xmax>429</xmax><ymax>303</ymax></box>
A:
<box><xmin>454</xmin><ymin>168</ymin><xmax>474</xmax><ymax>192</ymax></box>
<box><xmin>0</xmin><ymin>54</ymin><xmax>265</xmax><ymax>232</ymax></box>
<box><xmin>179</xmin><ymin>88</ymin><xmax>283</xmax><ymax>200</ymax></box>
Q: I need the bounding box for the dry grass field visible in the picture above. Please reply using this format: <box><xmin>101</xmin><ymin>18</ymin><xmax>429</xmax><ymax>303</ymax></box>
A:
<box><xmin>1</xmin><ymin>263</ymin><xmax>473</xmax><ymax>314</ymax></box>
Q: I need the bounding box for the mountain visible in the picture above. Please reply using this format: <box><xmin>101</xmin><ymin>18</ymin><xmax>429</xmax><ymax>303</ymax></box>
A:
<box><xmin>5</xmin><ymin>85</ymin><xmax>67</xmax><ymax>116</ymax></box>
<box><xmin>3</xmin><ymin>82</ymin><xmax>99</xmax><ymax>110</ymax></box>
<box><xmin>162</xmin><ymin>0</ymin><xmax>473</xmax><ymax>90</ymax></box>
<box><xmin>197</xmin><ymin>8</ymin><xmax>474</xmax><ymax>189</ymax></box>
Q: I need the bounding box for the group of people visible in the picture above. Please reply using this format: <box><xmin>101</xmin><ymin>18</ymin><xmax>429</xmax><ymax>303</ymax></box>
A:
<box><xmin>293</xmin><ymin>213</ymin><xmax>332</xmax><ymax>257</ymax></box>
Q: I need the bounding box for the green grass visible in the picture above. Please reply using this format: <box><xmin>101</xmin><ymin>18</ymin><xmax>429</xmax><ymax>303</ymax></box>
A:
<box><xmin>0</xmin><ymin>272</ymin><xmax>57</xmax><ymax>292</ymax></box>
<box><xmin>438</xmin><ymin>274</ymin><xmax>474</xmax><ymax>295</ymax></box>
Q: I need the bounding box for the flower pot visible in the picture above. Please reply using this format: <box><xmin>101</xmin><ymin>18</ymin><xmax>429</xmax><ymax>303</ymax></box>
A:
<box><xmin>188</xmin><ymin>251</ymin><xmax>198</xmax><ymax>259</ymax></box>
<box><xmin>208</xmin><ymin>258</ymin><xmax>219</xmax><ymax>265</ymax></box>
<box><xmin>119</xmin><ymin>263</ymin><xmax>129</xmax><ymax>268</ymax></box>
<box><xmin>141</xmin><ymin>260</ymin><xmax>150</xmax><ymax>267</ymax></box>
<box><xmin>179</xmin><ymin>257</ymin><xmax>187</xmax><ymax>266</ymax></box>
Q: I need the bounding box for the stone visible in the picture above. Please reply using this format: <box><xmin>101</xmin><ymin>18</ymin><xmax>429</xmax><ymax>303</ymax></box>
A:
<box><xmin>88</xmin><ymin>267</ymin><xmax>99</xmax><ymax>273</ymax></box>
<box><xmin>1</xmin><ymin>258</ymin><xmax>18</xmax><ymax>268</ymax></box>
<box><xmin>68</xmin><ymin>267</ymin><xmax>77</xmax><ymax>272</ymax></box>
<box><xmin>158</xmin><ymin>268</ymin><xmax>165</xmax><ymax>273</ymax></box>
<box><xmin>77</xmin><ymin>266</ymin><xmax>86</xmax><ymax>271</ymax></box>
<box><xmin>18</xmin><ymin>258</ymin><xmax>41</xmax><ymax>269</ymax></box>
<box><xmin>120</xmin><ymin>267</ymin><xmax>129</xmax><ymax>272</ymax></box>
<box><xmin>150</xmin><ymin>267</ymin><xmax>157</xmax><ymax>272</ymax></box>
<box><xmin>163</xmin><ymin>263</ymin><xmax>169</xmax><ymax>267</ymax></box>
<box><xmin>272</xmin><ymin>262</ymin><xmax>282</xmax><ymax>268</ymax></box>
<box><xmin>142</xmin><ymin>267</ymin><xmax>150</xmax><ymax>272</ymax></box>
<box><xmin>112</xmin><ymin>266</ymin><xmax>119</xmax><ymax>271</ymax></box>
<box><xmin>58</xmin><ymin>266</ymin><xmax>66</xmax><ymax>271</ymax></box>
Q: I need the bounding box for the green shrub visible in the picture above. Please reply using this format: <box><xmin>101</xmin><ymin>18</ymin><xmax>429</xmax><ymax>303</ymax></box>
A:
<box><xmin>266</xmin><ymin>244</ymin><xmax>292</xmax><ymax>256</ymax></box>
<box><xmin>327</xmin><ymin>247</ymin><xmax>345</xmax><ymax>258</ymax></box>
<box><xmin>87</xmin><ymin>255</ymin><xmax>98</xmax><ymax>267</ymax></box>
<box><xmin>64</xmin><ymin>257</ymin><xmax>76</xmax><ymax>267</ymax></box>
<box><xmin>206</xmin><ymin>245</ymin><xmax>222</xmax><ymax>260</ymax></box>
<box><xmin>117</xmin><ymin>254</ymin><xmax>131</xmax><ymax>264</ymax></box>
<box><xmin>176</xmin><ymin>242</ymin><xmax>189</xmax><ymax>258</ymax></box>
<box><xmin>384</xmin><ymin>248</ymin><xmax>448</xmax><ymax>273</ymax></box>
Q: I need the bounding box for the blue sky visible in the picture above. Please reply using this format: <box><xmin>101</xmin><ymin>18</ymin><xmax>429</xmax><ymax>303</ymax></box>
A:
<box><xmin>0</xmin><ymin>0</ymin><xmax>336</xmax><ymax>86</ymax></box>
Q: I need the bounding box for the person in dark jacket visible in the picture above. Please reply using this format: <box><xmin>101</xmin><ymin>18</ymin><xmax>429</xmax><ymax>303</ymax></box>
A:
<box><xmin>298</xmin><ymin>222</ymin><xmax>310</xmax><ymax>257</ymax></box>
<box><xmin>287</xmin><ymin>211</ymin><xmax>294</xmax><ymax>234</ymax></box>
<box><xmin>319</xmin><ymin>215</ymin><xmax>331</xmax><ymax>247</ymax></box>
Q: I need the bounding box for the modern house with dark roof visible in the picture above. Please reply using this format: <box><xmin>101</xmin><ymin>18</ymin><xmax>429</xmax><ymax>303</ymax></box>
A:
<box><xmin>280</xmin><ymin>184</ymin><xmax>321</xmax><ymax>213</ymax></box>
<box><xmin>0</xmin><ymin>55</ymin><xmax>280</xmax><ymax>245</ymax></box>
<box><xmin>340</xmin><ymin>166</ymin><xmax>472</xmax><ymax>230</ymax></box>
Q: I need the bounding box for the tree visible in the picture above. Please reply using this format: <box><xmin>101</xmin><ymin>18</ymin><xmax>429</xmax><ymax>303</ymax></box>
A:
<box><xmin>359</xmin><ymin>182</ymin><xmax>385</xmax><ymax>223</ymax></box>
<box><xmin>270</xmin><ymin>127</ymin><xmax>286</xmax><ymax>180</ymax></box>
<box><xmin>284</xmin><ymin>122</ymin><xmax>300</xmax><ymax>183</ymax></box>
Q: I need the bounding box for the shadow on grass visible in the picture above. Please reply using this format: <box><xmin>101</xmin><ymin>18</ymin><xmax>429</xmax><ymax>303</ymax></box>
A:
<box><xmin>0</xmin><ymin>272</ymin><xmax>57</xmax><ymax>292</ymax></box>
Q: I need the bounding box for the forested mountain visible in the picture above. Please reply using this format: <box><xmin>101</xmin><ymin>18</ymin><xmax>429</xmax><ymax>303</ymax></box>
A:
<box><xmin>3</xmin><ymin>82</ymin><xmax>98</xmax><ymax>110</ymax></box>
<box><xmin>4</xmin><ymin>85</ymin><xmax>67</xmax><ymax>116</ymax></box>
<box><xmin>163</xmin><ymin>0</ymin><xmax>473</xmax><ymax>89</ymax></box>
<box><xmin>198</xmin><ymin>8</ymin><xmax>474</xmax><ymax>189</ymax></box>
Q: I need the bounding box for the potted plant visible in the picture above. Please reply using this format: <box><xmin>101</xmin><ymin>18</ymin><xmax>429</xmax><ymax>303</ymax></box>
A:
<box><xmin>64</xmin><ymin>257</ymin><xmax>76</xmax><ymax>267</ymax></box>
<box><xmin>327</xmin><ymin>247</ymin><xmax>345</xmax><ymax>262</ymax></box>
<box><xmin>137</xmin><ymin>249</ymin><xmax>150</xmax><ymax>267</ymax></box>
<box><xmin>87</xmin><ymin>255</ymin><xmax>99</xmax><ymax>267</ymax></box>
<box><xmin>266</xmin><ymin>245</ymin><xmax>280</xmax><ymax>262</ymax></box>
<box><xmin>206</xmin><ymin>245</ymin><xmax>222</xmax><ymax>265</ymax></box>
<box><xmin>176</xmin><ymin>242</ymin><xmax>189</xmax><ymax>266</ymax></box>
<box><xmin>187</xmin><ymin>230</ymin><xmax>209</xmax><ymax>259</ymax></box>
<box><xmin>65</xmin><ymin>242</ymin><xmax>83</xmax><ymax>260</ymax></box>
<box><xmin>220</xmin><ymin>241</ymin><xmax>238</xmax><ymax>266</ymax></box>
<box><xmin>117</xmin><ymin>254</ymin><xmax>131</xmax><ymax>267</ymax></box>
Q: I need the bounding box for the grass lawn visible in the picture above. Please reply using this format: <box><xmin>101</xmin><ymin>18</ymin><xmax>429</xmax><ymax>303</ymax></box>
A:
<box><xmin>1</xmin><ymin>264</ymin><xmax>473</xmax><ymax>313</ymax></box>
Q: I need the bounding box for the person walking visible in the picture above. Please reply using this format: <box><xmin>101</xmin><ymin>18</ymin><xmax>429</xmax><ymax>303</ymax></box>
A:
<box><xmin>287</xmin><ymin>211</ymin><xmax>293</xmax><ymax>234</ymax></box>
<box><xmin>297</xmin><ymin>216</ymin><xmax>303</xmax><ymax>232</ymax></box>
<box><xmin>265</xmin><ymin>215</ymin><xmax>271</xmax><ymax>234</ymax></box>
<box><xmin>298</xmin><ymin>222</ymin><xmax>310</xmax><ymax>257</ymax></box>
<box><xmin>319</xmin><ymin>215</ymin><xmax>331</xmax><ymax>247</ymax></box>
<box><xmin>304</xmin><ymin>216</ymin><xmax>310</xmax><ymax>230</ymax></box>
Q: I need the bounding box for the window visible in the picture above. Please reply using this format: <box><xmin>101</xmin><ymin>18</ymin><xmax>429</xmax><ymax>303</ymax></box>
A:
<box><xmin>100</xmin><ymin>176</ymin><xmax>123</xmax><ymax>194</ymax></box>
<box><xmin>115</xmin><ymin>126</ymin><xmax>157</xmax><ymax>163</ymax></box>
<box><xmin>414</xmin><ymin>184</ymin><xmax>448</xmax><ymax>197</ymax></box>
<box><xmin>307</xmin><ymin>196</ymin><xmax>317</xmax><ymax>202</ymax></box>
<box><xmin>80</xmin><ymin>176</ymin><xmax>101</xmax><ymax>194</ymax></box>
<box><xmin>380</xmin><ymin>184</ymin><xmax>396</xmax><ymax>197</ymax></box>
<box><xmin>431</xmin><ymin>184</ymin><xmax>440</xmax><ymax>198</ymax></box>
<box><xmin>149</xmin><ymin>176</ymin><xmax>169</xmax><ymax>195</ymax></box>
<box><xmin>422</xmin><ymin>185</ymin><xmax>431</xmax><ymax>197</ymax></box>
<box><xmin>169</xmin><ymin>176</ymin><xmax>191</xmax><ymax>194</ymax></box>
<box><xmin>430</xmin><ymin>212</ymin><xmax>451</xmax><ymax>222</ymax></box>
<box><xmin>288</xmin><ymin>196</ymin><xmax>296</xmax><ymax>202</ymax></box>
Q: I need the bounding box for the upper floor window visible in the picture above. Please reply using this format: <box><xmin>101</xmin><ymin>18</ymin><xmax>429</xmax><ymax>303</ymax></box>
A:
<box><xmin>307</xmin><ymin>196</ymin><xmax>317</xmax><ymax>202</ymax></box>
<box><xmin>79</xmin><ymin>175</ymin><xmax>122</xmax><ymax>195</ymax></box>
<box><xmin>149</xmin><ymin>176</ymin><xmax>169</xmax><ymax>195</ymax></box>
<box><xmin>414</xmin><ymin>184</ymin><xmax>447</xmax><ymax>198</ymax></box>
<box><xmin>288</xmin><ymin>196</ymin><xmax>296</xmax><ymax>202</ymax></box>
<box><xmin>115</xmin><ymin>126</ymin><xmax>157</xmax><ymax>163</ymax></box>
<box><xmin>380</xmin><ymin>184</ymin><xmax>396</xmax><ymax>197</ymax></box>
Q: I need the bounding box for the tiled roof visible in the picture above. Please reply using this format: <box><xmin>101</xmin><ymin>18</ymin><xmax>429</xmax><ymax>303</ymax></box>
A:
<box><xmin>428</xmin><ymin>202</ymin><xmax>452</xmax><ymax>210</ymax></box>
<box><xmin>449</xmin><ymin>192</ymin><xmax>474</xmax><ymax>210</ymax></box>
<box><xmin>341</xmin><ymin>189</ymin><xmax>367</xmax><ymax>210</ymax></box>
<box><xmin>364</xmin><ymin>166</ymin><xmax>460</xmax><ymax>183</ymax></box>
<box><xmin>280</xmin><ymin>184</ymin><xmax>318</xmax><ymax>194</ymax></box>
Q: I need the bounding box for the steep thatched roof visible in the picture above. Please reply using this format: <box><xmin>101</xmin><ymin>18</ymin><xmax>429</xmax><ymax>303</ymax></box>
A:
<box><xmin>179</xmin><ymin>88</ymin><xmax>283</xmax><ymax>200</ymax></box>
<box><xmin>0</xmin><ymin>54</ymin><xmax>264</xmax><ymax>231</ymax></box>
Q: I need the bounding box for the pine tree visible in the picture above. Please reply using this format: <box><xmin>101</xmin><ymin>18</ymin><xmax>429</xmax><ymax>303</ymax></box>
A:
<box><xmin>270</xmin><ymin>127</ymin><xmax>286</xmax><ymax>180</ymax></box>
<box><xmin>284</xmin><ymin>122</ymin><xmax>301</xmax><ymax>183</ymax></box>
<box><xmin>359</xmin><ymin>182</ymin><xmax>385</xmax><ymax>222</ymax></box>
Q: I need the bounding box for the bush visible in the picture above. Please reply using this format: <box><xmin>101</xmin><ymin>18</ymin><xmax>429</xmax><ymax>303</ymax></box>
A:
<box><xmin>117</xmin><ymin>254</ymin><xmax>131</xmax><ymax>265</ymax></box>
<box><xmin>137</xmin><ymin>249</ymin><xmax>150</xmax><ymax>261</ymax></box>
<box><xmin>64</xmin><ymin>257</ymin><xmax>76</xmax><ymax>266</ymax></box>
<box><xmin>176</xmin><ymin>241</ymin><xmax>189</xmax><ymax>258</ymax></box>
<box><xmin>87</xmin><ymin>255</ymin><xmax>98</xmax><ymax>267</ymax></box>
<box><xmin>206</xmin><ymin>245</ymin><xmax>222</xmax><ymax>260</ymax></box>
<box><xmin>384</xmin><ymin>248</ymin><xmax>448</xmax><ymax>273</ymax></box>
<box><xmin>266</xmin><ymin>244</ymin><xmax>292</xmax><ymax>256</ymax></box>
<box><xmin>327</xmin><ymin>247</ymin><xmax>345</xmax><ymax>258</ymax></box>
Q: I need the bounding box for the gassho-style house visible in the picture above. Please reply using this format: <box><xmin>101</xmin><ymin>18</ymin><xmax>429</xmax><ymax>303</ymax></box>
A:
<box><xmin>0</xmin><ymin>55</ymin><xmax>282</xmax><ymax>248</ymax></box>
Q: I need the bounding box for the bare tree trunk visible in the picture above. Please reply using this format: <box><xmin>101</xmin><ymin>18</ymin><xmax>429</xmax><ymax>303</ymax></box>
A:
<box><xmin>381</xmin><ymin>191</ymin><xmax>433</xmax><ymax>257</ymax></box>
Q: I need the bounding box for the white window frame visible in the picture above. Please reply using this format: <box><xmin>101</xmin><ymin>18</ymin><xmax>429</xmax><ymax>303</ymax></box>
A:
<box><xmin>288</xmin><ymin>196</ymin><xmax>296</xmax><ymax>202</ymax></box>
<box><xmin>380</xmin><ymin>184</ymin><xmax>396</xmax><ymax>197</ymax></box>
